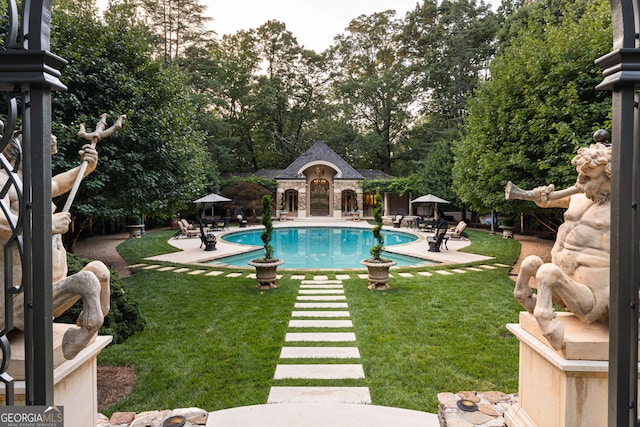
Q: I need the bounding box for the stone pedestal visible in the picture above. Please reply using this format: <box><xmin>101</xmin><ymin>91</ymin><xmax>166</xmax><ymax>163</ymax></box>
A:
<box><xmin>505</xmin><ymin>312</ymin><xmax>638</xmax><ymax>427</ymax></box>
<box><xmin>0</xmin><ymin>324</ymin><xmax>112</xmax><ymax>427</ymax></box>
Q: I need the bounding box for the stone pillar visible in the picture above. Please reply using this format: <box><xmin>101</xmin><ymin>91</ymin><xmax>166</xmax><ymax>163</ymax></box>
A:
<box><xmin>505</xmin><ymin>312</ymin><xmax>632</xmax><ymax>427</ymax></box>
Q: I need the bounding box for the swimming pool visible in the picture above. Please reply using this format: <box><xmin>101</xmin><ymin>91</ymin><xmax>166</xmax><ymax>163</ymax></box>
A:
<box><xmin>207</xmin><ymin>227</ymin><xmax>436</xmax><ymax>269</ymax></box>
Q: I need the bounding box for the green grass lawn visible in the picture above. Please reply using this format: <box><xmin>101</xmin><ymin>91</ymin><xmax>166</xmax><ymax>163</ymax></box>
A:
<box><xmin>98</xmin><ymin>228</ymin><xmax>522</xmax><ymax>415</ymax></box>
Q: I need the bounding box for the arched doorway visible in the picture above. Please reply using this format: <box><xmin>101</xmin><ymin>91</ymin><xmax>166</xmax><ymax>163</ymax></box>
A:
<box><xmin>309</xmin><ymin>178</ymin><xmax>330</xmax><ymax>216</ymax></box>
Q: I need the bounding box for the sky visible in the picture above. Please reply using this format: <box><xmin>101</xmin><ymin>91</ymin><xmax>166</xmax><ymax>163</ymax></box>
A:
<box><xmin>205</xmin><ymin>0</ymin><xmax>419</xmax><ymax>52</ymax></box>
<box><xmin>98</xmin><ymin>0</ymin><xmax>501</xmax><ymax>53</ymax></box>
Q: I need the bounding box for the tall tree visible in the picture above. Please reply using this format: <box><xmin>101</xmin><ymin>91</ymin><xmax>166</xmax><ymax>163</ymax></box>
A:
<box><xmin>106</xmin><ymin>0</ymin><xmax>213</xmax><ymax>63</ymax></box>
<box><xmin>49</xmin><ymin>3</ymin><xmax>214</xmax><ymax>230</ymax></box>
<box><xmin>452</xmin><ymin>0</ymin><xmax>611</xmax><ymax>216</ymax></box>
<box><xmin>328</xmin><ymin>10</ymin><xmax>420</xmax><ymax>174</ymax></box>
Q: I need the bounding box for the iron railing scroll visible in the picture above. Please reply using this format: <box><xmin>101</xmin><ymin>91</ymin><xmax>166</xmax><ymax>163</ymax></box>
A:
<box><xmin>0</xmin><ymin>0</ymin><xmax>66</xmax><ymax>405</ymax></box>
<box><xmin>597</xmin><ymin>0</ymin><xmax>640</xmax><ymax>426</ymax></box>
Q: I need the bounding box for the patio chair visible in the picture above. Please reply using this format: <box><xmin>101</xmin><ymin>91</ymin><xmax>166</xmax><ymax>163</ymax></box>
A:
<box><xmin>173</xmin><ymin>219</ymin><xmax>199</xmax><ymax>239</ymax></box>
<box><xmin>427</xmin><ymin>220</ymin><xmax>449</xmax><ymax>252</ymax></box>
<box><xmin>234</xmin><ymin>208</ymin><xmax>248</xmax><ymax>228</ymax></box>
<box><xmin>392</xmin><ymin>209</ymin><xmax>405</xmax><ymax>228</ymax></box>
<box><xmin>197</xmin><ymin>217</ymin><xmax>217</xmax><ymax>251</ymax></box>
<box><xmin>447</xmin><ymin>220</ymin><xmax>469</xmax><ymax>240</ymax></box>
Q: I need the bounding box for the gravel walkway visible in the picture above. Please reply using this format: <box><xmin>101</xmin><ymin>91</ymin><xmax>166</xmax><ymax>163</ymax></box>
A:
<box><xmin>73</xmin><ymin>232</ymin><xmax>131</xmax><ymax>278</ymax></box>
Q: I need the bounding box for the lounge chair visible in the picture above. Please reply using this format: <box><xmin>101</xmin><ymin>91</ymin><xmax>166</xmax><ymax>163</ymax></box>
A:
<box><xmin>173</xmin><ymin>219</ymin><xmax>199</xmax><ymax>239</ymax></box>
<box><xmin>447</xmin><ymin>220</ymin><xmax>469</xmax><ymax>240</ymax></box>
<box><xmin>197</xmin><ymin>217</ymin><xmax>217</xmax><ymax>251</ymax></box>
<box><xmin>427</xmin><ymin>220</ymin><xmax>449</xmax><ymax>252</ymax></box>
<box><xmin>392</xmin><ymin>209</ymin><xmax>405</xmax><ymax>228</ymax></box>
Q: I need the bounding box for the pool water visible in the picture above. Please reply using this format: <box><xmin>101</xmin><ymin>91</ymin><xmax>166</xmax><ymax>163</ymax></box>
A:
<box><xmin>207</xmin><ymin>227</ymin><xmax>436</xmax><ymax>269</ymax></box>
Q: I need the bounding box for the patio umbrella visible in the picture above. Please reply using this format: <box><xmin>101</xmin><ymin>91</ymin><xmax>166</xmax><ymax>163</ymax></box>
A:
<box><xmin>193</xmin><ymin>193</ymin><xmax>232</xmax><ymax>218</ymax></box>
<box><xmin>411</xmin><ymin>194</ymin><xmax>450</xmax><ymax>219</ymax></box>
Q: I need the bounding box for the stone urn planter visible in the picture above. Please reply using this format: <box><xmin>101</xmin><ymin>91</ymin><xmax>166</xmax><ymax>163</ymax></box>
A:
<box><xmin>126</xmin><ymin>224</ymin><xmax>144</xmax><ymax>238</ymax></box>
<box><xmin>249</xmin><ymin>195</ymin><xmax>283</xmax><ymax>289</ymax></box>
<box><xmin>248</xmin><ymin>259</ymin><xmax>285</xmax><ymax>289</ymax></box>
<box><xmin>360</xmin><ymin>259</ymin><xmax>397</xmax><ymax>290</ymax></box>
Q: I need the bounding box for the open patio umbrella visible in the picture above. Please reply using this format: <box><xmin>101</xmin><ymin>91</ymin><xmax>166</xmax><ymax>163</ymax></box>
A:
<box><xmin>411</xmin><ymin>194</ymin><xmax>450</xmax><ymax>219</ymax></box>
<box><xmin>193</xmin><ymin>193</ymin><xmax>232</xmax><ymax>218</ymax></box>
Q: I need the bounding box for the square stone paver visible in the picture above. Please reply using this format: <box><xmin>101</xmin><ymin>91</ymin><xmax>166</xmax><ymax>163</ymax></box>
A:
<box><xmin>494</xmin><ymin>263</ymin><xmax>510</xmax><ymax>268</ymax></box>
<box><xmin>357</xmin><ymin>274</ymin><xmax>369</xmax><ymax>279</ymax></box>
<box><xmin>335</xmin><ymin>275</ymin><xmax>351</xmax><ymax>280</ymax></box>
<box><xmin>450</xmin><ymin>269</ymin><xmax>467</xmax><ymax>274</ymax></box>
<box><xmin>466</xmin><ymin>267</ymin><xmax>483</xmax><ymax>272</ymax></box>
<box><xmin>313</xmin><ymin>275</ymin><xmax>329</xmax><ymax>281</ymax></box>
<box><xmin>157</xmin><ymin>266</ymin><xmax>176</xmax><ymax>272</ymax></box>
<box><xmin>128</xmin><ymin>264</ymin><xmax>147</xmax><ymax>269</ymax></box>
<box><xmin>173</xmin><ymin>268</ymin><xmax>191</xmax><ymax>273</ymax></box>
<box><xmin>291</xmin><ymin>275</ymin><xmax>306</xmax><ymax>280</ymax></box>
<box><xmin>187</xmin><ymin>270</ymin><xmax>206</xmax><ymax>275</ymax></box>
<box><xmin>205</xmin><ymin>271</ymin><xmax>224</xmax><ymax>276</ymax></box>
<box><xmin>398</xmin><ymin>273</ymin><xmax>414</xmax><ymax>278</ymax></box>
<box><xmin>285</xmin><ymin>332</ymin><xmax>356</xmax><ymax>342</ymax></box>
<box><xmin>479</xmin><ymin>265</ymin><xmax>497</xmax><ymax>270</ymax></box>
<box><xmin>434</xmin><ymin>270</ymin><xmax>453</xmax><ymax>275</ymax></box>
<box><xmin>274</xmin><ymin>364</ymin><xmax>365</xmax><ymax>379</ymax></box>
<box><xmin>143</xmin><ymin>265</ymin><xmax>161</xmax><ymax>270</ymax></box>
<box><xmin>226</xmin><ymin>272</ymin><xmax>243</xmax><ymax>278</ymax></box>
<box><xmin>417</xmin><ymin>271</ymin><xmax>433</xmax><ymax>277</ymax></box>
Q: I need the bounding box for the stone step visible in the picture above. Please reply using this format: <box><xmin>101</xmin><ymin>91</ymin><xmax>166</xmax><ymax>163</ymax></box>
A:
<box><xmin>300</xmin><ymin>284</ymin><xmax>344</xmax><ymax>289</ymax></box>
<box><xmin>295</xmin><ymin>303</ymin><xmax>349</xmax><ymax>309</ymax></box>
<box><xmin>285</xmin><ymin>332</ymin><xmax>356</xmax><ymax>342</ymax></box>
<box><xmin>301</xmin><ymin>280</ymin><xmax>343</xmax><ymax>285</ymax></box>
<box><xmin>298</xmin><ymin>289</ymin><xmax>345</xmax><ymax>294</ymax></box>
<box><xmin>297</xmin><ymin>295</ymin><xmax>346</xmax><ymax>301</ymax></box>
<box><xmin>289</xmin><ymin>320</ymin><xmax>353</xmax><ymax>328</ymax></box>
<box><xmin>267</xmin><ymin>387</ymin><xmax>371</xmax><ymax>404</ymax></box>
<box><xmin>291</xmin><ymin>311</ymin><xmax>351</xmax><ymax>318</ymax></box>
<box><xmin>274</xmin><ymin>364</ymin><xmax>365</xmax><ymax>379</ymax></box>
<box><xmin>280</xmin><ymin>347</ymin><xmax>361</xmax><ymax>359</ymax></box>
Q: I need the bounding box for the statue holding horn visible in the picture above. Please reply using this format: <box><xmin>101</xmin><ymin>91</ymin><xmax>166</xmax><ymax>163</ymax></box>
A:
<box><xmin>505</xmin><ymin>130</ymin><xmax>611</xmax><ymax>350</ymax></box>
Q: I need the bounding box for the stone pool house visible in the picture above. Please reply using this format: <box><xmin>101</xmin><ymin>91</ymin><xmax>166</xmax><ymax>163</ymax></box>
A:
<box><xmin>249</xmin><ymin>141</ymin><xmax>410</xmax><ymax>219</ymax></box>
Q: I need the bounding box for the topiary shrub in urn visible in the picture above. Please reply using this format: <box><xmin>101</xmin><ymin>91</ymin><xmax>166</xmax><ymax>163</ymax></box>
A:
<box><xmin>360</xmin><ymin>193</ymin><xmax>396</xmax><ymax>290</ymax></box>
<box><xmin>248</xmin><ymin>195</ymin><xmax>284</xmax><ymax>289</ymax></box>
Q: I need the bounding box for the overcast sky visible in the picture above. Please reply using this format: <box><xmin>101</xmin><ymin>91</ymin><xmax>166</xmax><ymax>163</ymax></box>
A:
<box><xmin>98</xmin><ymin>0</ymin><xmax>501</xmax><ymax>52</ymax></box>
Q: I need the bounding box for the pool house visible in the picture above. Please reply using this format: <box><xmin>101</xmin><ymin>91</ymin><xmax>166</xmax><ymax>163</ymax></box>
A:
<box><xmin>253</xmin><ymin>141</ymin><xmax>410</xmax><ymax>219</ymax></box>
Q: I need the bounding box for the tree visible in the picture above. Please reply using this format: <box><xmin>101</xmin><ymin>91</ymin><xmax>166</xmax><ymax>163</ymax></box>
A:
<box><xmin>452</xmin><ymin>0</ymin><xmax>611</xmax><ymax>217</ymax></box>
<box><xmin>50</xmin><ymin>4</ymin><xmax>214</xmax><ymax>235</ymax></box>
<box><xmin>105</xmin><ymin>0</ymin><xmax>213</xmax><ymax>64</ymax></box>
<box><xmin>327</xmin><ymin>10</ymin><xmax>420</xmax><ymax>174</ymax></box>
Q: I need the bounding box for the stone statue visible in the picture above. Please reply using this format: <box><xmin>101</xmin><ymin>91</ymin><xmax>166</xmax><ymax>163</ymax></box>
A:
<box><xmin>0</xmin><ymin>115</ymin><xmax>121</xmax><ymax>360</ymax></box>
<box><xmin>505</xmin><ymin>131</ymin><xmax>611</xmax><ymax>350</ymax></box>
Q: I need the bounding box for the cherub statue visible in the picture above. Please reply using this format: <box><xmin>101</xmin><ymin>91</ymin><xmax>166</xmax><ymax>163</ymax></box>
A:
<box><xmin>505</xmin><ymin>131</ymin><xmax>611</xmax><ymax>350</ymax></box>
<box><xmin>0</xmin><ymin>115</ymin><xmax>122</xmax><ymax>359</ymax></box>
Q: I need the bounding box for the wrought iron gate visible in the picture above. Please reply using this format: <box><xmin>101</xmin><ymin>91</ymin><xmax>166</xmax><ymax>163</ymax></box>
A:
<box><xmin>0</xmin><ymin>0</ymin><xmax>64</xmax><ymax>405</ymax></box>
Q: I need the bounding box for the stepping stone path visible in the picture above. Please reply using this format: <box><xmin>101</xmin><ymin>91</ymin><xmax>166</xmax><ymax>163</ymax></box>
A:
<box><xmin>267</xmin><ymin>279</ymin><xmax>372</xmax><ymax>405</ymax></box>
<box><xmin>128</xmin><ymin>263</ymin><xmax>512</xmax><ymax>283</ymax></box>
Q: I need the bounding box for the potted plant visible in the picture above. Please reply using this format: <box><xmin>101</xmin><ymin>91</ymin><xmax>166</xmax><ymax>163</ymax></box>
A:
<box><xmin>248</xmin><ymin>195</ymin><xmax>284</xmax><ymax>289</ymax></box>
<box><xmin>360</xmin><ymin>194</ymin><xmax>396</xmax><ymax>290</ymax></box>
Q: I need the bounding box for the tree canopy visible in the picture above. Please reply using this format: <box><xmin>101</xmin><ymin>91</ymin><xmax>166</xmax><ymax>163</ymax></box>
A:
<box><xmin>452</xmin><ymin>0</ymin><xmax>611</xmax><ymax>217</ymax></box>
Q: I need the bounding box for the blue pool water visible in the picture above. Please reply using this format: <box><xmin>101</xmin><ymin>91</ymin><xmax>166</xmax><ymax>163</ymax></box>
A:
<box><xmin>207</xmin><ymin>227</ymin><xmax>436</xmax><ymax>269</ymax></box>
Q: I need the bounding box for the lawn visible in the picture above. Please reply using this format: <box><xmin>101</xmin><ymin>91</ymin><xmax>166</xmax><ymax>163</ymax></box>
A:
<box><xmin>98</xmin><ymin>228</ymin><xmax>522</xmax><ymax>415</ymax></box>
